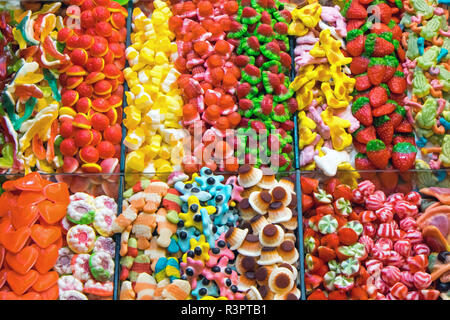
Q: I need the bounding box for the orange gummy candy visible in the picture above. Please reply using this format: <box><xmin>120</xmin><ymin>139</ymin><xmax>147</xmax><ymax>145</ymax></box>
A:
<box><xmin>227</xmin><ymin>112</ymin><xmax>241</xmax><ymax>128</ymax></box>
<box><xmin>219</xmin><ymin>94</ymin><xmax>234</xmax><ymax>109</ymax></box>
<box><xmin>207</xmin><ymin>54</ymin><xmax>224</xmax><ymax>68</ymax></box>
<box><xmin>215</xmin><ymin>40</ymin><xmax>231</xmax><ymax>55</ymax></box>
<box><xmin>197</xmin><ymin>1</ymin><xmax>213</xmax><ymax>17</ymax></box>
<box><xmin>194</xmin><ymin>41</ymin><xmax>209</xmax><ymax>56</ymax></box>
<box><xmin>216</xmin><ymin>117</ymin><xmax>230</xmax><ymax>131</ymax></box>
<box><xmin>205</xmin><ymin>105</ymin><xmax>221</xmax><ymax>121</ymax></box>
<box><xmin>183</xmin><ymin>104</ymin><xmax>199</xmax><ymax>122</ymax></box>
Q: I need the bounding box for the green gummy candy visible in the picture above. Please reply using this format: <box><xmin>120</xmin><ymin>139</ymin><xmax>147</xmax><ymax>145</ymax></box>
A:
<box><xmin>437</xmin><ymin>65</ymin><xmax>450</xmax><ymax>92</ymax></box>
<box><xmin>440</xmin><ymin>134</ymin><xmax>450</xmax><ymax>166</ymax></box>
<box><xmin>417</xmin><ymin>46</ymin><xmax>440</xmax><ymax>70</ymax></box>
<box><xmin>415</xmin><ymin>97</ymin><xmax>437</xmax><ymax>129</ymax></box>
<box><xmin>420</xmin><ymin>15</ymin><xmax>446</xmax><ymax>41</ymax></box>
<box><xmin>406</xmin><ymin>32</ymin><xmax>419</xmax><ymax>60</ymax></box>
<box><xmin>412</xmin><ymin>68</ymin><xmax>431</xmax><ymax>98</ymax></box>
<box><xmin>166</xmin><ymin>210</ymin><xmax>179</xmax><ymax>224</ymax></box>
<box><xmin>411</xmin><ymin>0</ymin><xmax>434</xmax><ymax>19</ymax></box>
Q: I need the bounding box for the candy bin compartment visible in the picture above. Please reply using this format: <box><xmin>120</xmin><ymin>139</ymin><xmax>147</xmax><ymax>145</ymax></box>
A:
<box><xmin>0</xmin><ymin>0</ymin><xmax>127</xmax><ymax>176</ymax></box>
<box><xmin>300</xmin><ymin>169</ymin><xmax>447</xmax><ymax>300</ymax></box>
<box><xmin>0</xmin><ymin>172</ymin><xmax>120</xmax><ymax>300</ymax></box>
<box><xmin>114</xmin><ymin>168</ymin><xmax>302</xmax><ymax>300</ymax></box>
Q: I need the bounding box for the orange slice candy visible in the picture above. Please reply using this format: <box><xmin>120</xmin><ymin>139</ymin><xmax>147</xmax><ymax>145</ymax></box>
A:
<box><xmin>6</xmin><ymin>269</ymin><xmax>38</xmax><ymax>295</ymax></box>
<box><xmin>5</xmin><ymin>245</ymin><xmax>39</xmax><ymax>275</ymax></box>
<box><xmin>34</xmin><ymin>244</ymin><xmax>59</xmax><ymax>274</ymax></box>
<box><xmin>30</xmin><ymin>225</ymin><xmax>61</xmax><ymax>249</ymax></box>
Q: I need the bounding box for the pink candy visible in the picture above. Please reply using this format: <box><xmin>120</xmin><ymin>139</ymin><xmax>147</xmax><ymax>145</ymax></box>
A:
<box><xmin>399</xmin><ymin>217</ymin><xmax>417</xmax><ymax>232</ymax></box>
<box><xmin>394</xmin><ymin>200</ymin><xmax>419</xmax><ymax>219</ymax></box>
<box><xmin>365</xmin><ymin>191</ymin><xmax>386</xmax><ymax>210</ymax></box>
<box><xmin>413</xmin><ymin>243</ymin><xmax>430</xmax><ymax>256</ymax></box>
<box><xmin>413</xmin><ymin>271</ymin><xmax>432</xmax><ymax>290</ymax></box>
<box><xmin>393</xmin><ymin>240</ymin><xmax>411</xmax><ymax>257</ymax></box>
<box><xmin>360</xmin><ymin>210</ymin><xmax>376</xmax><ymax>223</ymax></box>
<box><xmin>375</xmin><ymin>207</ymin><xmax>394</xmax><ymax>223</ymax></box>
<box><xmin>357</xmin><ymin>181</ymin><xmax>376</xmax><ymax>197</ymax></box>
<box><xmin>377</xmin><ymin>223</ymin><xmax>395</xmax><ymax>238</ymax></box>
<box><xmin>366</xmin><ymin>259</ymin><xmax>383</xmax><ymax>275</ymax></box>
<box><xmin>359</xmin><ymin>235</ymin><xmax>374</xmax><ymax>252</ymax></box>
<box><xmin>381</xmin><ymin>266</ymin><xmax>401</xmax><ymax>285</ymax></box>
<box><xmin>401</xmin><ymin>271</ymin><xmax>415</xmax><ymax>288</ymax></box>
<box><xmin>363</xmin><ymin>223</ymin><xmax>377</xmax><ymax>237</ymax></box>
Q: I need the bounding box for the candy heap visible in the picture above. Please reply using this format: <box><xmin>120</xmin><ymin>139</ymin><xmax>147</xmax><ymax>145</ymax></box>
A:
<box><xmin>0</xmin><ymin>173</ymin><xmax>69</xmax><ymax>300</ymax></box>
<box><xmin>303</xmin><ymin>177</ymin><xmax>440</xmax><ymax>299</ymax></box>
<box><xmin>418</xmin><ymin>186</ymin><xmax>450</xmax><ymax>300</ymax></box>
<box><xmin>2</xmin><ymin>2</ymin><xmax>68</xmax><ymax>173</ymax></box>
<box><xmin>57</xmin><ymin>192</ymin><xmax>117</xmax><ymax>300</ymax></box>
<box><xmin>0</xmin><ymin>8</ymin><xmax>19</xmax><ymax>173</ymax></box>
<box><xmin>401</xmin><ymin>0</ymin><xmax>450</xmax><ymax>170</ymax></box>
<box><xmin>115</xmin><ymin>176</ymin><xmax>189</xmax><ymax>299</ymax></box>
<box><xmin>354</xmin><ymin>180</ymin><xmax>439</xmax><ymax>299</ymax></box>
<box><xmin>169</xmin><ymin>0</ymin><xmax>241</xmax><ymax>173</ymax></box>
<box><xmin>229</xmin><ymin>0</ymin><xmax>295</xmax><ymax>172</ymax></box>
<box><xmin>116</xmin><ymin>167</ymin><xmax>246</xmax><ymax>300</ymax></box>
<box><xmin>233</xmin><ymin>165</ymin><xmax>300</xmax><ymax>300</ymax></box>
<box><xmin>56</xmin><ymin>0</ymin><xmax>127</xmax><ymax>175</ymax></box>
<box><xmin>302</xmin><ymin>176</ymin><xmax>369</xmax><ymax>300</ymax></box>
<box><xmin>342</xmin><ymin>0</ymin><xmax>417</xmax><ymax>172</ymax></box>
<box><xmin>290</xmin><ymin>0</ymin><xmax>357</xmax><ymax>175</ymax></box>
<box><xmin>124</xmin><ymin>1</ymin><xmax>185</xmax><ymax>183</ymax></box>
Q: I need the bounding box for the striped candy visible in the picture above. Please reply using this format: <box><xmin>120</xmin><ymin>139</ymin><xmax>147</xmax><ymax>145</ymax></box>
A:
<box><xmin>375</xmin><ymin>207</ymin><xmax>393</xmax><ymax>223</ymax></box>
<box><xmin>394</xmin><ymin>200</ymin><xmax>418</xmax><ymax>219</ymax></box>
<box><xmin>365</xmin><ymin>191</ymin><xmax>386</xmax><ymax>211</ymax></box>
<box><xmin>381</xmin><ymin>266</ymin><xmax>401</xmax><ymax>286</ymax></box>
<box><xmin>377</xmin><ymin>223</ymin><xmax>395</xmax><ymax>238</ymax></box>
<box><xmin>390</xmin><ymin>282</ymin><xmax>408</xmax><ymax>300</ymax></box>
<box><xmin>393</xmin><ymin>240</ymin><xmax>411</xmax><ymax>257</ymax></box>
<box><xmin>399</xmin><ymin>217</ymin><xmax>417</xmax><ymax>232</ymax></box>
<box><xmin>413</xmin><ymin>271</ymin><xmax>432</xmax><ymax>290</ymax></box>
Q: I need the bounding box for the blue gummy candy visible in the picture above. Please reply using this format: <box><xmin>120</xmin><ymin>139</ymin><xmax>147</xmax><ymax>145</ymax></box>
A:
<box><xmin>436</xmin><ymin>170</ymin><xmax>447</xmax><ymax>182</ymax></box>
<box><xmin>417</xmin><ymin>37</ymin><xmax>425</xmax><ymax>56</ymax></box>
<box><xmin>437</xmin><ymin>48</ymin><xmax>449</xmax><ymax>64</ymax></box>
<box><xmin>416</xmin><ymin>137</ymin><xmax>428</xmax><ymax>148</ymax></box>
<box><xmin>440</xmin><ymin>117</ymin><xmax>450</xmax><ymax>131</ymax></box>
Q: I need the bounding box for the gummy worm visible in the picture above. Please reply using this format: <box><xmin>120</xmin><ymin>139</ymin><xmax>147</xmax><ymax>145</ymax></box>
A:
<box><xmin>410</xmin><ymin>22</ymin><xmax>422</xmax><ymax>33</ymax></box>
<box><xmin>432</xmin><ymin>36</ymin><xmax>444</xmax><ymax>46</ymax></box>
<box><xmin>430</xmin><ymin>86</ymin><xmax>443</xmax><ymax>99</ymax></box>
<box><xmin>402</xmin><ymin>33</ymin><xmax>409</xmax><ymax>48</ymax></box>
<box><xmin>439</xmin><ymin>30</ymin><xmax>450</xmax><ymax>37</ymax></box>
<box><xmin>421</xmin><ymin>147</ymin><xmax>442</xmax><ymax>155</ymax></box>
<box><xmin>437</xmin><ymin>98</ymin><xmax>447</xmax><ymax>114</ymax></box>
<box><xmin>429</xmin><ymin>66</ymin><xmax>440</xmax><ymax>76</ymax></box>
<box><xmin>429</xmin><ymin>159</ymin><xmax>442</xmax><ymax>170</ymax></box>
<box><xmin>403</xmin><ymin>0</ymin><xmax>415</xmax><ymax>14</ymax></box>
<box><xmin>432</xmin><ymin>123</ymin><xmax>445</xmax><ymax>135</ymax></box>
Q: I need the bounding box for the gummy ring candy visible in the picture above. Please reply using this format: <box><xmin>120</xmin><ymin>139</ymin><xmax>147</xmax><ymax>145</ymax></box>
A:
<box><xmin>94</xmin><ymin>195</ymin><xmax>117</xmax><ymax>213</ymax></box>
<box><xmin>89</xmin><ymin>252</ymin><xmax>114</xmax><ymax>282</ymax></box>
<box><xmin>54</xmin><ymin>247</ymin><xmax>74</xmax><ymax>275</ymax></box>
<box><xmin>70</xmin><ymin>192</ymin><xmax>95</xmax><ymax>204</ymax></box>
<box><xmin>66</xmin><ymin>200</ymin><xmax>96</xmax><ymax>225</ymax></box>
<box><xmin>58</xmin><ymin>275</ymin><xmax>83</xmax><ymax>293</ymax></box>
<box><xmin>93</xmin><ymin>208</ymin><xmax>116</xmax><ymax>237</ymax></box>
<box><xmin>71</xmin><ymin>254</ymin><xmax>92</xmax><ymax>282</ymax></box>
<box><xmin>59</xmin><ymin>290</ymin><xmax>88</xmax><ymax>300</ymax></box>
<box><xmin>93</xmin><ymin>236</ymin><xmax>115</xmax><ymax>258</ymax></box>
<box><xmin>67</xmin><ymin>225</ymin><xmax>96</xmax><ymax>254</ymax></box>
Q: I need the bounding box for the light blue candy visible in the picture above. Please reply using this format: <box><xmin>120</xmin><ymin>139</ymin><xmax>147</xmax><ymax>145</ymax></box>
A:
<box><xmin>440</xmin><ymin>117</ymin><xmax>450</xmax><ymax>131</ymax></box>
<box><xmin>195</xmin><ymin>167</ymin><xmax>224</xmax><ymax>192</ymax></box>
<box><xmin>436</xmin><ymin>170</ymin><xmax>447</xmax><ymax>182</ymax></box>
<box><xmin>191</xmin><ymin>278</ymin><xmax>219</xmax><ymax>299</ymax></box>
<box><xmin>176</xmin><ymin>226</ymin><xmax>199</xmax><ymax>253</ymax></box>
<box><xmin>418</xmin><ymin>37</ymin><xmax>425</xmax><ymax>56</ymax></box>
<box><xmin>174</xmin><ymin>180</ymin><xmax>211</xmax><ymax>203</ymax></box>
<box><xmin>201</xmin><ymin>208</ymin><xmax>215</xmax><ymax>248</ymax></box>
<box><xmin>437</xmin><ymin>48</ymin><xmax>449</xmax><ymax>63</ymax></box>
<box><xmin>416</xmin><ymin>136</ymin><xmax>428</xmax><ymax>148</ymax></box>
<box><xmin>167</xmin><ymin>236</ymin><xmax>180</xmax><ymax>254</ymax></box>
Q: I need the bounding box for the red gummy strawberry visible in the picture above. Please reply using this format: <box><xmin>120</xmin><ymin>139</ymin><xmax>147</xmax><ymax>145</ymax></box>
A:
<box><xmin>274</xmin><ymin>22</ymin><xmax>288</xmax><ymax>35</ymax></box>
<box><xmin>389</xmin><ymin>21</ymin><xmax>403</xmax><ymax>42</ymax></box>
<box><xmin>388</xmin><ymin>70</ymin><xmax>407</xmax><ymax>94</ymax></box>
<box><xmin>372</xmin><ymin>101</ymin><xmax>396</xmax><ymax>117</ymax></box>
<box><xmin>346</xmin><ymin>19</ymin><xmax>365</xmax><ymax>32</ymax></box>
<box><xmin>239</xmin><ymin>99</ymin><xmax>254</xmax><ymax>110</ymax></box>
<box><xmin>355</xmin><ymin>73</ymin><xmax>371</xmax><ymax>91</ymax></box>
<box><xmin>353</xmin><ymin>125</ymin><xmax>377</xmax><ymax>144</ymax></box>
<box><xmin>392</xmin><ymin>142</ymin><xmax>417</xmax><ymax>171</ymax></box>
<box><xmin>393</xmin><ymin>133</ymin><xmax>416</xmax><ymax>145</ymax></box>
<box><xmin>346</xmin><ymin>29</ymin><xmax>365</xmax><ymax>57</ymax></box>
<box><xmin>395</xmin><ymin>119</ymin><xmax>413</xmax><ymax>133</ymax></box>
<box><xmin>367</xmin><ymin>57</ymin><xmax>385</xmax><ymax>85</ymax></box>
<box><xmin>235</xmin><ymin>55</ymin><xmax>252</xmax><ymax>67</ymax></box>
<box><xmin>242</xmin><ymin>7</ymin><xmax>259</xmax><ymax>19</ymax></box>
<box><xmin>301</xmin><ymin>176</ymin><xmax>319</xmax><ymax>194</ymax></box>
<box><xmin>263</xmin><ymin>41</ymin><xmax>280</xmax><ymax>58</ymax></box>
<box><xmin>355</xmin><ymin>152</ymin><xmax>376</xmax><ymax>171</ymax></box>
<box><xmin>365</xmin><ymin>33</ymin><xmax>394</xmax><ymax>57</ymax></box>
<box><xmin>388</xmin><ymin>102</ymin><xmax>405</xmax><ymax>127</ymax></box>
<box><xmin>349</xmin><ymin>56</ymin><xmax>370</xmax><ymax>75</ymax></box>
<box><xmin>244</xmin><ymin>64</ymin><xmax>261</xmax><ymax>77</ymax></box>
<box><xmin>354</xmin><ymin>140</ymin><xmax>367</xmax><ymax>153</ymax></box>
<box><xmin>382</xmin><ymin>56</ymin><xmax>399</xmax><ymax>82</ymax></box>
<box><xmin>370</xmin><ymin>23</ymin><xmax>391</xmax><ymax>35</ymax></box>
<box><xmin>374</xmin><ymin>115</ymin><xmax>394</xmax><ymax>145</ymax></box>
<box><xmin>279</xmin><ymin>52</ymin><xmax>291</xmax><ymax>69</ymax></box>
<box><xmin>359</xmin><ymin>0</ymin><xmax>374</xmax><ymax>4</ymax></box>
<box><xmin>260</xmin><ymin>95</ymin><xmax>273</xmax><ymax>115</ymax></box>
<box><xmin>369</xmin><ymin>85</ymin><xmax>389</xmax><ymax>108</ymax></box>
<box><xmin>260</xmin><ymin>11</ymin><xmax>272</xmax><ymax>25</ymax></box>
<box><xmin>265</xmin><ymin>72</ymin><xmax>280</xmax><ymax>92</ymax></box>
<box><xmin>342</xmin><ymin>0</ymin><xmax>368</xmax><ymax>19</ymax></box>
<box><xmin>374</xmin><ymin>3</ymin><xmax>393</xmax><ymax>24</ymax></box>
<box><xmin>237</xmin><ymin>82</ymin><xmax>252</xmax><ymax>98</ymax></box>
<box><xmin>257</xmin><ymin>24</ymin><xmax>274</xmax><ymax>38</ymax></box>
<box><xmin>247</xmin><ymin>36</ymin><xmax>261</xmax><ymax>51</ymax></box>
<box><xmin>366</xmin><ymin>139</ymin><xmax>390</xmax><ymax>169</ymax></box>
<box><xmin>352</xmin><ymin>97</ymin><xmax>373</xmax><ymax>126</ymax></box>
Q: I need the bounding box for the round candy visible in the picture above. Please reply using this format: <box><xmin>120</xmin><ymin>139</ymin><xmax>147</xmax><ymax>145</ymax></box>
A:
<box><xmin>89</xmin><ymin>251</ymin><xmax>115</xmax><ymax>282</ymax></box>
<box><xmin>67</xmin><ymin>200</ymin><xmax>96</xmax><ymax>225</ymax></box>
<box><xmin>58</xmin><ymin>275</ymin><xmax>84</xmax><ymax>293</ymax></box>
<box><xmin>93</xmin><ymin>208</ymin><xmax>116</xmax><ymax>237</ymax></box>
<box><xmin>93</xmin><ymin>236</ymin><xmax>115</xmax><ymax>258</ymax></box>
<box><xmin>59</xmin><ymin>290</ymin><xmax>88</xmax><ymax>300</ymax></box>
<box><xmin>70</xmin><ymin>192</ymin><xmax>95</xmax><ymax>203</ymax></box>
<box><xmin>94</xmin><ymin>196</ymin><xmax>117</xmax><ymax>214</ymax></box>
<box><xmin>55</xmin><ymin>247</ymin><xmax>74</xmax><ymax>275</ymax></box>
<box><xmin>71</xmin><ymin>254</ymin><xmax>92</xmax><ymax>282</ymax></box>
<box><xmin>67</xmin><ymin>225</ymin><xmax>96</xmax><ymax>254</ymax></box>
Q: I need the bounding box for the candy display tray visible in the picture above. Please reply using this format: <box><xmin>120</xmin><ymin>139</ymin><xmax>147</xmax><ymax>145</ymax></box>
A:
<box><xmin>0</xmin><ymin>0</ymin><xmax>447</xmax><ymax>301</ymax></box>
